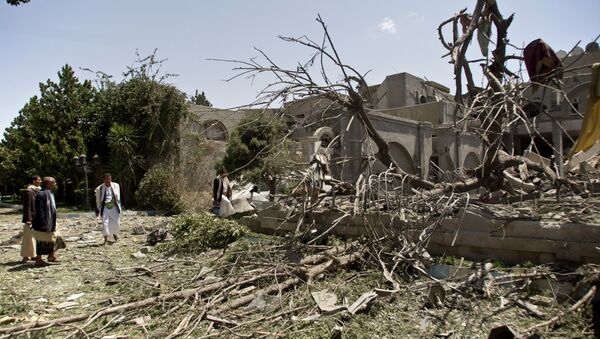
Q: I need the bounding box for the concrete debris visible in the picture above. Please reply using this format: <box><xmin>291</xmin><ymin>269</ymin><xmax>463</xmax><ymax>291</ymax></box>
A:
<box><xmin>130</xmin><ymin>251</ymin><xmax>147</xmax><ymax>259</ymax></box>
<box><xmin>66</xmin><ymin>293</ymin><xmax>84</xmax><ymax>301</ymax></box>
<box><xmin>55</xmin><ymin>301</ymin><xmax>79</xmax><ymax>310</ymax></box>
<box><xmin>347</xmin><ymin>291</ymin><xmax>377</xmax><ymax>315</ymax></box>
<box><xmin>131</xmin><ymin>225</ymin><xmax>146</xmax><ymax>235</ymax></box>
<box><xmin>146</xmin><ymin>228</ymin><xmax>167</xmax><ymax>246</ymax></box>
<box><xmin>139</xmin><ymin>246</ymin><xmax>153</xmax><ymax>254</ymax></box>
<box><xmin>311</xmin><ymin>290</ymin><xmax>346</xmax><ymax>314</ymax></box>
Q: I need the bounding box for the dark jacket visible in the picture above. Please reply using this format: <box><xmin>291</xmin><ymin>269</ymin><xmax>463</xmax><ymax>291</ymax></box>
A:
<box><xmin>213</xmin><ymin>177</ymin><xmax>223</xmax><ymax>205</ymax></box>
<box><xmin>22</xmin><ymin>186</ymin><xmax>38</xmax><ymax>223</ymax></box>
<box><xmin>213</xmin><ymin>176</ymin><xmax>231</xmax><ymax>205</ymax></box>
<box><xmin>32</xmin><ymin>189</ymin><xmax>57</xmax><ymax>233</ymax></box>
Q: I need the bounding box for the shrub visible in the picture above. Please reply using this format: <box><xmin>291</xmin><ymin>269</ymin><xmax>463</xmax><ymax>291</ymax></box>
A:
<box><xmin>160</xmin><ymin>213</ymin><xmax>249</xmax><ymax>254</ymax></box>
<box><xmin>135</xmin><ymin>165</ymin><xmax>185</xmax><ymax>215</ymax></box>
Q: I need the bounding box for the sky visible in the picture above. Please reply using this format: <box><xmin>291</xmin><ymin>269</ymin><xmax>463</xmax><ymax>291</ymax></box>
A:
<box><xmin>1</xmin><ymin>0</ymin><xmax>599</xmax><ymax>139</ymax></box>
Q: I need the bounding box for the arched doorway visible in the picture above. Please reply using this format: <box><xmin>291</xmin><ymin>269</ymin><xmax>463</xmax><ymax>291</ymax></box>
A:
<box><xmin>463</xmin><ymin>152</ymin><xmax>481</xmax><ymax>169</ymax></box>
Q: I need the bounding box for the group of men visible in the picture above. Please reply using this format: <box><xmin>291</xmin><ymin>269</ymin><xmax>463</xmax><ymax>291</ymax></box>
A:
<box><xmin>20</xmin><ymin>173</ymin><xmax>122</xmax><ymax>266</ymax></box>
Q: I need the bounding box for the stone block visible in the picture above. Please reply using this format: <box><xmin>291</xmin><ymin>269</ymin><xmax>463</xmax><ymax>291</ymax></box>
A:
<box><xmin>439</xmin><ymin>209</ymin><xmax>504</xmax><ymax>233</ymax></box>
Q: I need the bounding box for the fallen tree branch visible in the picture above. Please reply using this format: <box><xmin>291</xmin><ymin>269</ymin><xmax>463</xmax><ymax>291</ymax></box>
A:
<box><xmin>521</xmin><ymin>285</ymin><xmax>597</xmax><ymax>338</ymax></box>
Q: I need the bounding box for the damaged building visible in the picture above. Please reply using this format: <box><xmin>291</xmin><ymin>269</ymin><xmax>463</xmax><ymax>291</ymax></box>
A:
<box><xmin>180</xmin><ymin>42</ymin><xmax>600</xmax><ymax>265</ymax></box>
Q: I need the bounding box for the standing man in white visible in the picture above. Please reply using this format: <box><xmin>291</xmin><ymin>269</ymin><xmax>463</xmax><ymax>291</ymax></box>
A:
<box><xmin>95</xmin><ymin>173</ymin><xmax>122</xmax><ymax>244</ymax></box>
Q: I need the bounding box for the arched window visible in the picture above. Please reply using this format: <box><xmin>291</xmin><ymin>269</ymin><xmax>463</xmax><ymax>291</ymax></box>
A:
<box><xmin>312</xmin><ymin>127</ymin><xmax>335</xmax><ymax>149</ymax></box>
<box><xmin>522</xmin><ymin>102</ymin><xmax>546</xmax><ymax>118</ymax></box>
<box><xmin>389</xmin><ymin>142</ymin><xmax>416</xmax><ymax>175</ymax></box>
<box><xmin>204</xmin><ymin>120</ymin><xmax>228</xmax><ymax>141</ymax></box>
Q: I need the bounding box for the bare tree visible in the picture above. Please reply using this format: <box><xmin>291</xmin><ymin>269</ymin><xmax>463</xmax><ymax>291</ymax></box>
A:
<box><xmin>217</xmin><ymin>4</ymin><xmax>582</xmax><ymax>199</ymax></box>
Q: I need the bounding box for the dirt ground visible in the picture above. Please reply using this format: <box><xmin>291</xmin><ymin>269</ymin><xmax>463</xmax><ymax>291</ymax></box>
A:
<box><xmin>0</xmin><ymin>206</ymin><xmax>595</xmax><ymax>338</ymax></box>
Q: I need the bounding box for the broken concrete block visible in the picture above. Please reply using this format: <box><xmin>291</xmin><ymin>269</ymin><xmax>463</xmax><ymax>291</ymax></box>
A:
<box><xmin>130</xmin><ymin>251</ymin><xmax>147</xmax><ymax>259</ymax></box>
<box><xmin>131</xmin><ymin>225</ymin><xmax>146</xmax><ymax>235</ymax></box>
<box><xmin>311</xmin><ymin>290</ymin><xmax>346</xmax><ymax>314</ymax></box>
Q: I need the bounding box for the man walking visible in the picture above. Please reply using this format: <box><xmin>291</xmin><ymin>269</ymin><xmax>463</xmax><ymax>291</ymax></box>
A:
<box><xmin>31</xmin><ymin>176</ymin><xmax>58</xmax><ymax>266</ymax></box>
<box><xmin>95</xmin><ymin>173</ymin><xmax>121</xmax><ymax>244</ymax></box>
<box><xmin>21</xmin><ymin>175</ymin><xmax>41</xmax><ymax>262</ymax></box>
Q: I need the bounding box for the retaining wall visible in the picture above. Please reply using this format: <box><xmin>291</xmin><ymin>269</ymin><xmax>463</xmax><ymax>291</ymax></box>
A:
<box><xmin>246</xmin><ymin>206</ymin><xmax>600</xmax><ymax>265</ymax></box>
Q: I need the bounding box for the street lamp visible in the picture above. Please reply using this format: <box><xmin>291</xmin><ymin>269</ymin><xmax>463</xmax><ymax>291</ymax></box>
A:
<box><xmin>73</xmin><ymin>154</ymin><xmax>100</xmax><ymax>210</ymax></box>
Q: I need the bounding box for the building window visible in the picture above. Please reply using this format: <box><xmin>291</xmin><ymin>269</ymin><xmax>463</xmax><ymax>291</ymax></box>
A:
<box><xmin>204</xmin><ymin>120</ymin><xmax>228</xmax><ymax>141</ymax></box>
<box><xmin>570</xmin><ymin>99</ymin><xmax>579</xmax><ymax>115</ymax></box>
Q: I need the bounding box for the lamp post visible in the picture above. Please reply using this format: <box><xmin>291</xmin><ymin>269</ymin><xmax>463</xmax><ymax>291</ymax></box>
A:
<box><xmin>73</xmin><ymin>154</ymin><xmax>100</xmax><ymax>211</ymax></box>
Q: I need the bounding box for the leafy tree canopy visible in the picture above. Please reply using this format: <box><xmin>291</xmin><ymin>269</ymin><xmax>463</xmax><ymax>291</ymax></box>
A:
<box><xmin>2</xmin><ymin>64</ymin><xmax>95</xmax><ymax>193</ymax></box>
<box><xmin>219</xmin><ymin>114</ymin><xmax>299</xmax><ymax>200</ymax></box>
<box><xmin>189</xmin><ymin>89</ymin><xmax>212</xmax><ymax>107</ymax></box>
<box><xmin>6</xmin><ymin>0</ymin><xmax>30</xmax><ymax>5</ymax></box>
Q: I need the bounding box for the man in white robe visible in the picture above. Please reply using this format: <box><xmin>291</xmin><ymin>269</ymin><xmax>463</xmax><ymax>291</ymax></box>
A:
<box><xmin>95</xmin><ymin>173</ymin><xmax>122</xmax><ymax>244</ymax></box>
<box><xmin>213</xmin><ymin>168</ymin><xmax>235</xmax><ymax>217</ymax></box>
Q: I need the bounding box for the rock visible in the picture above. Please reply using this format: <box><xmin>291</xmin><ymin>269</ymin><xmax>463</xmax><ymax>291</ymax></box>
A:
<box><xmin>311</xmin><ymin>290</ymin><xmax>345</xmax><ymax>314</ymax></box>
<box><xmin>139</xmin><ymin>246</ymin><xmax>152</xmax><ymax>254</ymax></box>
<box><xmin>146</xmin><ymin>228</ymin><xmax>167</xmax><ymax>246</ymax></box>
<box><xmin>131</xmin><ymin>225</ymin><xmax>146</xmax><ymax>235</ymax></box>
<box><xmin>66</xmin><ymin>293</ymin><xmax>85</xmax><ymax>301</ymax></box>
<box><xmin>130</xmin><ymin>251</ymin><xmax>147</xmax><ymax>259</ymax></box>
<box><xmin>55</xmin><ymin>301</ymin><xmax>78</xmax><ymax>310</ymax></box>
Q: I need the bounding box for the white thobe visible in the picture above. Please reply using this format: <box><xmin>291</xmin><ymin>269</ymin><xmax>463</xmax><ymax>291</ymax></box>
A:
<box><xmin>102</xmin><ymin>187</ymin><xmax>120</xmax><ymax>236</ymax></box>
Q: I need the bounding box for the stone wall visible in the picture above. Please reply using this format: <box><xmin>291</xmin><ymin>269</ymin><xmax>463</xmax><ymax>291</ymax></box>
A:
<box><xmin>248</xmin><ymin>206</ymin><xmax>600</xmax><ymax>265</ymax></box>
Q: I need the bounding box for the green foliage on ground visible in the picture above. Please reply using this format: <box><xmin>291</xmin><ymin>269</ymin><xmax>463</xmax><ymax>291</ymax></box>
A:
<box><xmin>135</xmin><ymin>164</ymin><xmax>185</xmax><ymax>215</ymax></box>
<box><xmin>159</xmin><ymin>213</ymin><xmax>249</xmax><ymax>254</ymax></box>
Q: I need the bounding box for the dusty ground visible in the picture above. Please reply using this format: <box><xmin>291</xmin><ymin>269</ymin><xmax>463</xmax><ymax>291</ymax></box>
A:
<box><xmin>0</xmin><ymin>206</ymin><xmax>595</xmax><ymax>338</ymax></box>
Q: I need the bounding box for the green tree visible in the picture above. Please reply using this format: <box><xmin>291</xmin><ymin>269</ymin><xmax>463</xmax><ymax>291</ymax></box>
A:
<box><xmin>6</xmin><ymin>0</ymin><xmax>30</xmax><ymax>5</ymax></box>
<box><xmin>2</xmin><ymin>65</ymin><xmax>95</xmax><ymax>200</ymax></box>
<box><xmin>219</xmin><ymin>114</ymin><xmax>298</xmax><ymax>201</ymax></box>
<box><xmin>94</xmin><ymin>62</ymin><xmax>188</xmax><ymax>168</ymax></box>
<box><xmin>107</xmin><ymin>123</ymin><xmax>143</xmax><ymax>205</ymax></box>
<box><xmin>89</xmin><ymin>51</ymin><xmax>189</xmax><ymax>204</ymax></box>
<box><xmin>189</xmin><ymin>89</ymin><xmax>212</xmax><ymax>107</ymax></box>
<box><xmin>0</xmin><ymin>144</ymin><xmax>19</xmax><ymax>195</ymax></box>
<box><xmin>135</xmin><ymin>164</ymin><xmax>185</xmax><ymax>215</ymax></box>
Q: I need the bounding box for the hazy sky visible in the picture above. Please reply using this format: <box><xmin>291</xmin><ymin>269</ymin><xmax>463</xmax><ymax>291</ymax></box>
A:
<box><xmin>1</xmin><ymin>1</ymin><xmax>599</xmax><ymax>138</ymax></box>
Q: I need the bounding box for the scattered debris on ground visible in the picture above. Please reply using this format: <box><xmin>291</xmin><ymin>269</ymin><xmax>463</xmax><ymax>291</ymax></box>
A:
<box><xmin>0</xmin><ymin>208</ymin><xmax>598</xmax><ymax>338</ymax></box>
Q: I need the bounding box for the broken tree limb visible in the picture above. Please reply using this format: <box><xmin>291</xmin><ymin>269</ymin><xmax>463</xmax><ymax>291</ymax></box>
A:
<box><xmin>521</xmin><ymin>285</ymin><xmax>597</xmax><ymax>337</ymax></box>
<box><xmin>216</xmin><ymin>248</ymin><xmax>366</xmax><ymax>314</ymax></box>
<box><xmin>0</xmin><ymin>276</ymin><xmax>246</xmax><ymax>337</ymax></box>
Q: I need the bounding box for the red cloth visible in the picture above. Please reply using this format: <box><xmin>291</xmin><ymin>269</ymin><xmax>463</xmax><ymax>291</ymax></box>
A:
<box><xmin>523</xmin><ymin>39</ymin><xmax>562</xmax><ymax>85</ymax></box>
